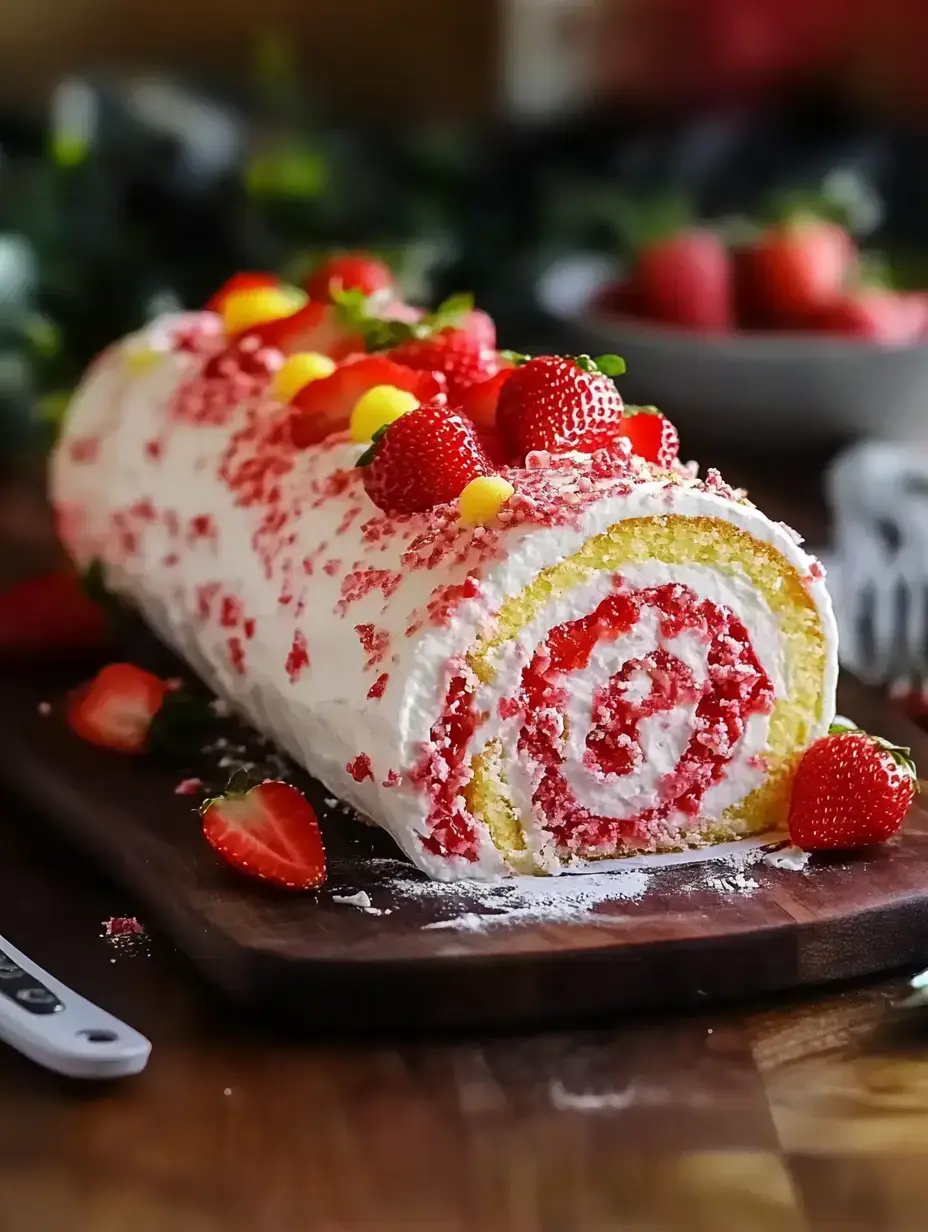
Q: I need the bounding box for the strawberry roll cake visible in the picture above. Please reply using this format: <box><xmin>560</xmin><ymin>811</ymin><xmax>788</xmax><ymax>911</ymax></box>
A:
<box><xmin>50</xmin><ymin>278</ymin><xmax>838</xmax><ymax>879</ymax></box>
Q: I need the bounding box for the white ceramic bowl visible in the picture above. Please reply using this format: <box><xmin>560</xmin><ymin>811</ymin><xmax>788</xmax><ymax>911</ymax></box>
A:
<box><xmin>535</xmin><ymin>254</ymin><xmax>928</xmax><ymax>448</ymax></box>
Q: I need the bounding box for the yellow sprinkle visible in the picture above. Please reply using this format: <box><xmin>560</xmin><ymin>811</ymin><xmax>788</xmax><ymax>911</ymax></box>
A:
<box><xmin>273</xmin><ymin>352</ymin><xmax>336</xmax><ymax>402</ymax></box>
<box><xmin>458</xmin><ymin>475</ymin><xmax>515</xmax><ymax>526</ymax></box>
<box><xmin>350</xmin><ymin>385</ymin><xmax>419</xmax><ymax>443</ymax></box>
<box><xmin>124</xmin><ymin>347</ymin><xmax>163</xmax><ymax>374</ymax></box>
<box><xmin>221</xmin><ymin>286</ymin><xmax>306</xmax><ymax>334</ymax></box>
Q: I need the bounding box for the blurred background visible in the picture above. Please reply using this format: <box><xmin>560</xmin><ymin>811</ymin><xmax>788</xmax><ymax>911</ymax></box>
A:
<box><xmin>1</xmin><ymin>0</ymin><xmax>928</xmax><ymax>460</ymax></box>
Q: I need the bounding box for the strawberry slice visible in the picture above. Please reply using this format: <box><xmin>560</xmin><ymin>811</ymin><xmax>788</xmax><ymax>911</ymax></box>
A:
<box><xmin>205</xmin><ymin>272</ymin><xmax>279</xmax><ymax>313</ymax></box>
<box><xmin>305</xmin><ymin>251</ymin><xmax>394</xmax><ymax>302</ymax></box>
<box><xmin>67</xmin><ymin>663</ymin><xmax>168</xmax><ymax>753</ymax></box>
<box><xmin>290</xmin><ymin>356</ymin><xmax>447</xmax><ymax>448</ymax></box>
<box><xmin>617</xmin><ymin>407</ymin><xmax>680</xmax><ymax>468</ymax></box>
<box><xmin>201</xmin><ymin>776</ymin><xmax>326</xmax><ymax>890</ymax></box>
<box><xmin>457</xmin><ymin>368</ymin><xmax>513</xmax><ymax>432</ymax></box>
<box><xmin>243</xmin><ymin>302</ymin><xmax>364</xmax><ymax>360</ymax></box>
<box><xmin>0</xmin><ymin>569</ymin><xmax>109</xmax><ymax>658</ymax></box>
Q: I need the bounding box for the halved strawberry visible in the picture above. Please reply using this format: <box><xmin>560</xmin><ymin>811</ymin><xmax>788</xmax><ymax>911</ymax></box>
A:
<box><xmin>243</xmin><ymin>301</ymin><xmax>364</xmax><ymax>360</ymax></box>
<box><xmin>360</xmin><ymin>399</ymin><xmax>492</xmax><ymax>514</ymax></box>
<box><xmin>205</xmin><ymin>272</ymin><xmax>279</xmax><ymax>314</ymax></box>
<box><xmin>0</xmin><ymin>569</ymin><xmax>109</xmax><ymax>658</ymax></box>
<box><xmin>67</xmin><ymin>663</ymin><xmax>168</xmax><ymax>753</ymax></box>
<box><xmin>305</xmin><ymin>252</ymin><xmax>394</xmax><ymax>302</ymax></box>
<box><xmin>457</xmin><ymin>367</ymin><xmax>514</xmax><ymax>432</ymax></box>
<box><xmin>617</xmin><ymin>407</ymin><xmax>680</xmax><ymax>468</ymax></box>
<box><xmin>290</xmin><ymin>356</ymin><xmax>447</xmax><ymax>448</ymax></box>
<box><xmin>201</xmin><ymin>775</ymin><xmax>326</xmax><ymax>890</ymax></box>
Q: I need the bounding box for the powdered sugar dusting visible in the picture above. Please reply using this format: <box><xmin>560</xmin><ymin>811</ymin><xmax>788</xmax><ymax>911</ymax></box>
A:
<box><xmin>763</xmin><ymin>844</ymin><xmax>810</xmax><ymax>871</ymax></box>
<box><xmin>382</xmin><ymin>868</ymin><xmax>651</xmax><ymax>930</ymax></box>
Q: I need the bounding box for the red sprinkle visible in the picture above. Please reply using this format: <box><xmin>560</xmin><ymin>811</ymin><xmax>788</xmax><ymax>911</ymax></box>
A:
<box><xmin>189</xmin><ymin>514</ymin><xmax>215</xmax><ymax>541</ymax></box>
<box><xmin>227</xmin><ymin>636</ymin><xmax>246</xmax><ymax>675</ymax></box>
<box><xmin>354</xmin><ymin>622</ymin><xmax>391</xmax><ymax>668</ymax></box>
<box><xmin>69</xmin><ymin>436</ymin><xmax>100</xmax><ymax>465</ymax></box>
<box><xmin>219</xmin><ymin>595</ymin><xmax>242</xmax><ymax>628</ymax></box>
<box><xmin>285</xmin><ymin>630</ymin><xmax>310</xmax><ymax>682</ymax></box>
<box><xmin>347</xmin><ymin>753</ymin><xmax>375</xmax><ymax>783</ymax></box>
<box><xmin>367</xmin><ymin>672</ymin><xmax>390</xmax><ymax>700</ymax></box>
<box><xmin>196</xmin><ymin>582</ymin><xmax>221</xmax><ymax>621</ymax></box>
<box><xmin>103</xmin><ymin>917</ymin><xmax>144</xmax><ymax>937</ymax></box>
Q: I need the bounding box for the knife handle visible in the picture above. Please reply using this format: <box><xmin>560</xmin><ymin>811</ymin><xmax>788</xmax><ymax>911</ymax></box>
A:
<box><xmin>0</xmin><ymin>932</ymin><xmax>151</xmax><ymax>1079</ymax></box>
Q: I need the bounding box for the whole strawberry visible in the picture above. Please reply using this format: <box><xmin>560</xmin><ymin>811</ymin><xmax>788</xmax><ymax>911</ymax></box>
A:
<box><xmin>496</xmin><ymin>355</ymin><xmax>625</xmax><ymax>458</ymax></box>
<box><xmin>788</xmin><ymin>727</ymin><xmax>917</xmax><ymax>852</ymax></box>
<box><xmin>742</xmin><ymin>217</ymin><xmax>854</xmax><ymax>328</ymax></box>
<box><xmin>807</xmin><ymin>288</ymin><xmax>926</xmax><ymax>345</ymax></box>
<box><xmin>634</xmin><ymin>228</ymin><xmax>733</xmax><ymax>332</ymax></box>
<box><xmin>305</xmin><ymin>251</ymin><xmax>394</xmax><ymax>302</ymax></box>
<box><xmin>359</xmin><ymin>400</ymin><xmax>491</xmax><ymax>514</ymax></box>
<box><xmin>460</xmin><ymin>308</ymin><xmax>497</xmax><ymax>350</ymax></box>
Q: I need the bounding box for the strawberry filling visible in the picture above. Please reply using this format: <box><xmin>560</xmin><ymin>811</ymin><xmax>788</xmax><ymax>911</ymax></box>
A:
<box><xmin>414</xmin><ymin>672</ymin><xmax>480</xmax><ymax>861</ymax></box>
<box><xmin>417</xmin><ymin>582</ymin><xmax>774</xmax><ymax>860</ymax></box>
<box><xmin>521</xmin><ymin>584</ymin><xmax>774</xmax><ymax>850</ymax></box>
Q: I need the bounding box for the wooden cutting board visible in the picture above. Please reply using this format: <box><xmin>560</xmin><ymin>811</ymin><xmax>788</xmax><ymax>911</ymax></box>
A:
<box><xmin>0</xmin><ymin>661</ymin><xmax>925</xmax><ymax>1032</ymax></box>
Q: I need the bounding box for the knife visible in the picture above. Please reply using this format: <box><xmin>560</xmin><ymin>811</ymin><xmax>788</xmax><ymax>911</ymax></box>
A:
<box><xmin>0</xmin><ymin>932</ymin><xmax>151</xmax><ymax>1078</ymax></box>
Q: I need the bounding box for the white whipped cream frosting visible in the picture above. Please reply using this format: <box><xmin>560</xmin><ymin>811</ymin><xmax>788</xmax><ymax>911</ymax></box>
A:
<box><xmin>50</xmin><ymin>315</ymin><xmax>839</xmax><ymax>879</ymax></box>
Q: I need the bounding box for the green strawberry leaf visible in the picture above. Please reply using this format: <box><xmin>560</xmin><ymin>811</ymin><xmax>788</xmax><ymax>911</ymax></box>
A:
<box><xmin>609</xmin><ymin>193</ymin><xmax>694</xmax><ymax>254</ymax></box>
<box><xmin>572</xmin><ymin>353</ymin><xmax>627</xmax><ymax>378</ymax></box>
<box><xmin>425</xmin><ymin>292</ymin><xmax>473</xmax><ymax>333</ymax></box>
<box><xmin>592</xmin><ymin>353</ymin><xmax>627</xmax><ymax>377</ymax></box>
<box><xmin>624</xmin><ymin>404</ymin><xmax>662</xmax><ymax>417</ymax></box>
<box><xmin>356</xmin><ymin>423</ymin><xmax>391</xmax><ymax>467</ymax></box>
<box><xmin>856</xmin><ymin>251</ymin><xmax>895</xmax><ymax>291</ymax></box>
<box><xmin>498</xmin><ymin>350</ymin><xmax>530</xmax><ymax>367</ymax></box>
<box><xmin>199</xmin><ymin>766</ymin><xmax>258</xmax><ymax>816</ymax></box>
<box><xmin>827</xmin><ymin>722</ymin><xmax>919</xmax><ymax>784</ymax></box>
<box><xmin>333</xmin><ymin>288</ymin><xmax>475</xmax><ymax>353</ymax></box>
<box><xmin>225</xmin><ymin>767</ymin><xmax>257</xmax><ymax>796</ymax></box>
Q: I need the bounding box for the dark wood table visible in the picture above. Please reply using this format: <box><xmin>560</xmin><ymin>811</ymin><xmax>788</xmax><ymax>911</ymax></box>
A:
<box><xmin>3</xmin><ymin>454</ymin><xmax>928</xmax><ymax>1232</ymax></box>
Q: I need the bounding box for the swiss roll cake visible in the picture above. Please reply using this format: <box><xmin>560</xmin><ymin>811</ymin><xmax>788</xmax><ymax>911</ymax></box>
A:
<box><xmin>51</xmin><ymin>300</ymin><xmax>838</xmax><ymax>880</ymax></box>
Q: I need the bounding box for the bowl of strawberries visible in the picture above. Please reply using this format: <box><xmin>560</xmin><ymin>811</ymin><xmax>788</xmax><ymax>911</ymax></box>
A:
<box><xmin>536</xmin><ymin>211</ymin><xmax>928</xmax><ymax>447</ymax></box>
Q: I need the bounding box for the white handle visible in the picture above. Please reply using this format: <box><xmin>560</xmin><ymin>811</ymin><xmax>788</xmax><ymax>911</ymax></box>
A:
<box><xmin>0</xmin><ymin>933</ymin><xmax>151</xmax><ymax>1079</ymax></box>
